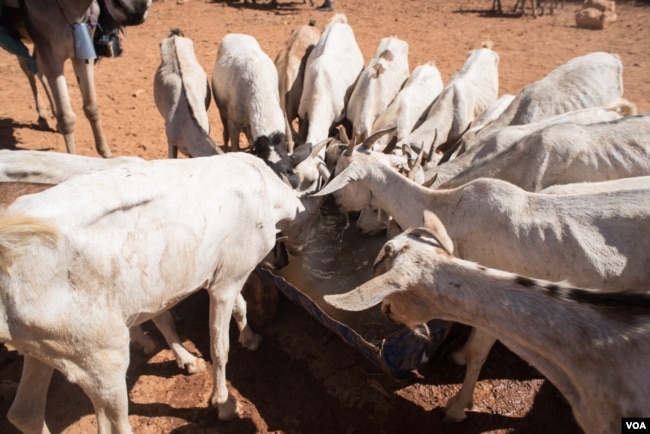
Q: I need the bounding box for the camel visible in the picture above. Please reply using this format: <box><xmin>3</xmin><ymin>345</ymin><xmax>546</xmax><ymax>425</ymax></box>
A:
<box><xmin>2</xmin><ymin>0</ymin><xmax>151</xmax><ymax>157</ymax></box>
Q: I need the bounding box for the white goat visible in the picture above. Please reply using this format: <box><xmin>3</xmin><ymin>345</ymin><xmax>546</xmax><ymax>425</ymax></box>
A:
<box><xmin>297</xmin><ymin>13</ymin><xmax>364</xmax><ymax>146</ymax></box>
<box><xmin>541</xmin><ymin>175</ymin><xmax>650</xmax><ymax>195</ymax></box>
<box><xmin>438</xmin><ymin>114</ymin><xmax>650</xmax><ymax>191</ymax></box>
<box><xmin>397</xmin><ymin>45</ymin><xmax>499</xmax><ymax>158</ymax></box>
<box><xmin>274</xmin><ymin>22</ymin><xmax>321</xmax><ymax>153</ymax></box>
<box><xmin>353</xmin><ymin>104</ymin><xmax>632</xmax><ymax>233</ymax></box>
<box><xmin>314</xmin><ymin>145</ymin><xmax>650</xmax><ymax>422</ymax></box>
<box><xmin>1</xmin><ymin>153</ymin><xmax>321</xmax><ymax>432</ymax></box>
<box><xmin>325</xmin><ymin>221</ymin><xmax>650</xmax><ymax>434</ymax></box>
<box><xmin>370</xmin><ymin>61</ymin><xmax>444</xmax><ymax>152</ymax></box>
<box><xmin>212</xmin><ymin>33</ymin><xmax>310</xmax><ymax>188</ymax></box>
<box><xmin>212</xmin><ymin>33</ymin><xmax>285</xmax><ymax>152</ymax></box>
<box><xmin>468</xmin><ymin>51</ymin><xmax>624</xmax><ymax>147</ymax></box>
<box><xmin>424</xmin><ymin>103</ymin><xmax>630</xmax><ymax>188</ymax></box>
<box><xmin>437</xmin><ymin>93</ymin><xmax>514</xmax><ymax>162</ymax></box>
<box><xmin>292</xmin><ymin>14</ymin><xmax>364</xmax><ymax>193</ymax></box>
<box><xmin>154</xmin><ymin>29</ymin><xmax>222</xmax><ymax>158</ymax></box>
<box><xmin>345</xmin><ymin>36</ymin><xmax>410</xmax><ymax>142</ymax></box>
<box><xmin>463</xmin><ymin>94</ymin><xmax>514</xmax><ymax>134</ymax></box>
<box><xmin>0</xmin><ymin>149</ymin><xmax>143</xmax><ymax>183</ymax></box>
<box><xmin>0</xmin><ymin>178</ymin><xmax>207</xmax><ymax>376</ymax></box>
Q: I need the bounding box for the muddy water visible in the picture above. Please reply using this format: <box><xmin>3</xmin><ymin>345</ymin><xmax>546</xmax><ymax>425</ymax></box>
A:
<box><xmin>276</xmin><ymin>202</ymin><xmax>403</xmax><ymax>343</ymax></box>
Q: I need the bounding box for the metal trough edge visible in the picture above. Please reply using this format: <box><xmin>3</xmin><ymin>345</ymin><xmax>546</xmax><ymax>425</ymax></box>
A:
<box><xmin>258</xmin><ymin>268</ymin><xmax>451</xmax><ymax>381</ymax></box>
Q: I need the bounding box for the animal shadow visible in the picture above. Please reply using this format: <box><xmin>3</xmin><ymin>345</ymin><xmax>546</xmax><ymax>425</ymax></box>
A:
<box><xmin>0</xmin><ymin>117</ymin><xmax>56</xmax><ymax>151</ymax></box>
<box><xmin>208</xmin><ymin>0</ymin><xmax>309</xmax><ymax>13</ymax></box>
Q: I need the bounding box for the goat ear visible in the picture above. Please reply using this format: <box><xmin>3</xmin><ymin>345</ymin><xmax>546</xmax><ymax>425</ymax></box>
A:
<box><xmin>324</xmin><ymin>274</ymin><xmax>401</xmax><ymax>311</ymax></box>
<box><xmin>290</xmin><ymin>143</ymin><xmax>312</xmax><ymax>166</ymax></box>
<box><xmin>309</xmin><ymin>167</ymin><xmax>353</xmax><ymax>197</ymax></box>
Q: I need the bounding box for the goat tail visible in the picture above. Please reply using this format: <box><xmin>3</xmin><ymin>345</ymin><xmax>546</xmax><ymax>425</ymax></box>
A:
<box><xmin>0</xmin><ymin>215</ymin><xmax>58</xmax><ymax>275</ymax></box>
<box><xmin>168</xmin><ymin>28</ymin><xmax>184</xmax><ymax>38</ymax></box>
<box><xmin>481</xmin><ymin>39</ymin><xmax>494</xmax><ymax>50</ymax></box>
<box><xmin>606</xmin><ymin>98</ymin><xmax>638</xmax><ymax>117</ymax></box>
<box><xmin>328</xmin><ymin>13</ymin><xmax>348</xmax><ymax>25</ymax></box>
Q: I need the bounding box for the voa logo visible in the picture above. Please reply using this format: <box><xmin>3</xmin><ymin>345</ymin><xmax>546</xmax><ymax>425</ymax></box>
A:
<box><xmin>623</xmin><ymin>418</ymin><xmax>650</xmax><ymax>433</ymax></box>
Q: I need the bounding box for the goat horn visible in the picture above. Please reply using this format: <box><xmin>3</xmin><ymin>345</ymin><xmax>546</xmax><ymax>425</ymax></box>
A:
<box><xmin>363</xmin><ymin>127</ymin><xmax>397</xmax><ymax>150</ymax></box>
<box><xmin>310</xmin><ymin>137</ymin><xmax>332</xmax><ymax>158</ymax></box>
<box><xmin>408</xmin><ymin>227</ymin><xmax>454</xmax><ymax>255</ymax></box>
<box><xmin>422</xmin><ymin>172</ymin><xmax>438</xmax><ymax>188</ymax></box>
<box><xmin>382</xmin><ymin>135</ymin><xmax>398</xmax><ymax>155</ymax></box>
<box><xmin>336</xmin><ymin>125</ymin><xmax>350</xmax><ymax>145</ymax></box>
<box><xmin>414</xmin><ymin>209</ymin><xmax>454</xmax><ymax>254</ymax></box>
<box><xmin>344</xmin><ymin>135</ymin><xmax>357</xmax><ymax>157</ymax></box>
<box><xmin>436</xmin><ymin>123</ymin><xmax>471</xmax><ymax>164</ymax></box>
<box><xmin>407</xmin><ymin>144</ymin><xmax>425</xmax><ymax>181</ymax></box>
<box><xmin>437</xmin><ymin>138</ymin><xmax>463</xmax><ymax>166</ymax></box>
<box><xmin>424</xmin><ymin>134</ymin><xmax>437</xmax><ymax>165</ymax></box>
<box><xmin>428</xmin><ymin>129</ymin><xmax>438</xmax><ymax>160</ymax></box>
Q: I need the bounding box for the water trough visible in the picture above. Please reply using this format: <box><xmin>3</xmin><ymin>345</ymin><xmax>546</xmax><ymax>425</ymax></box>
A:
<box><xmin>260</xmin><ymin>202</ymin><xmax>451</xmax><ymax>380</ymax></box>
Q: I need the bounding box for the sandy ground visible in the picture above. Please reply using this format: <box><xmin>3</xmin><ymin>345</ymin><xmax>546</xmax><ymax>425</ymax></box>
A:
<box><xmin>0</xmin><ymin>0</ymin><xmax>649</xmax><ymax>432</ymax></box>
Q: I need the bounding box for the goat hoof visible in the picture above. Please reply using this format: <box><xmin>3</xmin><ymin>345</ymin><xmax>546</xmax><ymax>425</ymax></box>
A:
<box><xmin>185</xmin><ymin>357</ymin><xmax>207</xmax><ymax>375</ymax></box>
<box><xmin>443</xmin><ymin>401</ymin><xmax>468</xmax><ymax>423</ymax></box>
<box><xmin>131</xmin><ymin>335</ymin><xmax>157</xmax><ymax>355</ymax></box>
<box><xmin>216</xmin><ymin>394</ymin><xmax>240</xmax><ymax>421</ymax></box>
<box><xmin>442</xmin><ymin>411</ymin><xmax>467</xmax><ymax>423</ymax></box>
<box><xmin>240</xmin><ymin>333</ymin><xmax>262</xmax><ymax>351</ymax></box>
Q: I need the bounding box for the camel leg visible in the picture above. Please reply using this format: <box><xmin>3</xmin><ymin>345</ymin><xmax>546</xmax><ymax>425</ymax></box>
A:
<box><xmin>45</xmin><ymin>72</ymin><xmax>78</xmax><ymax>154</ymax></box>
<box><xmin>17</xmin><ymin>56</ymin><xmax>50</xmax><ymax>129</ymax></box>
<box><xmin>71</xmin><ymin>58</ymin><xmax>111</xmax><ymax>157</ymax></box>
<box><xmin>30</xmin><ymin>40</ymin><xmax>78</xmax><ymax>154</ymax></box>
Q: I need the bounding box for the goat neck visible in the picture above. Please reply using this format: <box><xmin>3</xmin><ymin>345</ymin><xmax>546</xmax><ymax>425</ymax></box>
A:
<box><xmin>314</xmin><ymin>147</ymin><xmax>459</xmax><ymax>232</ymax></box>
<box><xmin>326</xmin><ymin>228</ymin><xmax>650</xmax><ymax>434</ymax></box>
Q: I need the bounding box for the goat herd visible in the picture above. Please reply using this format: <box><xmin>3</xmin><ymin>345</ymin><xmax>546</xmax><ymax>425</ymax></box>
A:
<box><xmin>0</xmin><ymin>8</ymin><xmax>649</xmax><ymax>434</ymax></box>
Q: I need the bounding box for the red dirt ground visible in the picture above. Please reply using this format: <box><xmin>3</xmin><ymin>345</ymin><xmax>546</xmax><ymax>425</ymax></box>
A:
<box><xmin>0</xmin><ymin>0</ymin><xmax>649</xmax><ymax>432</ymax></box>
